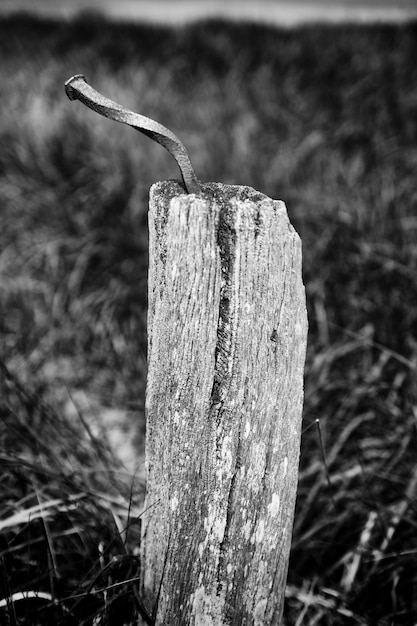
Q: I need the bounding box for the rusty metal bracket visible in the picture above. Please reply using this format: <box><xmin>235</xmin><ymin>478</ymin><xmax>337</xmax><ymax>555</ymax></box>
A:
<box><xmin>65</xmin><ymin>74</ymin><xmax>200</xmax><ymax>195</ymax></box>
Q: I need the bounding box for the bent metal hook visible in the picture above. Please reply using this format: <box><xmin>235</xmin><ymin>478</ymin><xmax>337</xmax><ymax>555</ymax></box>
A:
<box><xmin>65</xmin><ymin>74</ymin><xmax>200</xmax><ymax>195</ymax></box>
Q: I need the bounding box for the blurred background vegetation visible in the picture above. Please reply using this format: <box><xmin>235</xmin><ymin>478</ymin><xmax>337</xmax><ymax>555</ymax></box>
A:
<box><xmin>0</xmin><ymin>12</ymin><xmax>416</xmax><ymax>625</ymax></box>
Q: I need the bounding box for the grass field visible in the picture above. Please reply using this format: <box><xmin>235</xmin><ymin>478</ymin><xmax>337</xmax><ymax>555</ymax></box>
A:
<box><xmin>1</xmin><ymin>12</ymin><xmax>417</xmax><ymax>625</ymax></box>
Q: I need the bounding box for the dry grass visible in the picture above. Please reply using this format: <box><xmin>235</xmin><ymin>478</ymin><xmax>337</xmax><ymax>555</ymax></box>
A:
<box><xmin>0</xmin><ymin>13</ymin><xmax>417</xmax><ymax>624</ymax></box>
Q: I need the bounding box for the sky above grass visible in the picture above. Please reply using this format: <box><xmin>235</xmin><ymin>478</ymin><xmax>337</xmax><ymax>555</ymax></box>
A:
<box><xmin>1</xmin><ymin>0</ymin><xmax>417</xmax><ymax>25</ymax></box>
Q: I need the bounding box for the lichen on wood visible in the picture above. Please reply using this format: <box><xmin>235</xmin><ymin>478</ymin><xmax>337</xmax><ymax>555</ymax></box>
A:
<box><xmin>140</xmin><ymin>180</ymin><xmax>308</xmax><ymax>625</ymax></box>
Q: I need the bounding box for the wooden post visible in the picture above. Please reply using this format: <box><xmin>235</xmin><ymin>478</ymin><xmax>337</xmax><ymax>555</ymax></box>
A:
<box><xmin>140</xmin><ymin>180</ymin><xmax>308</xmax><ymax>625</ymax></box>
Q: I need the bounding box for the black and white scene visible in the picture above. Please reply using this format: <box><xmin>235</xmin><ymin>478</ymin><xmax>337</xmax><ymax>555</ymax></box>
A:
<box><xmin>1</xmin><ymin>1</ymin><xmax>416</xmax><ymax>624</ymax></box>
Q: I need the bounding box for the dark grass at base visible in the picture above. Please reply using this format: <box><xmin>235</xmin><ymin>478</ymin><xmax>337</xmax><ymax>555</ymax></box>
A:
<box><xmin>1</xmin><ymin>13</ymin><xmax>417</xmax><ymax>625</ymax></box>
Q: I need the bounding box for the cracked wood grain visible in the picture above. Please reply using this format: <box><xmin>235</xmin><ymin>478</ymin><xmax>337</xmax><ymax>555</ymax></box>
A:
<box><xmin>140</xmin><ymin>181</ymin><xmax>308</xmax><ymax>625</ymax></box>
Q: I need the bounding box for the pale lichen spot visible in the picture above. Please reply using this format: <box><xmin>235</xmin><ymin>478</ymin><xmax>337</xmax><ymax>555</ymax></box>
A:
<box><xmin>243</xmin><ymin>520</ymin><xmax>251</xmax><ymax>541</ymax></box>
<box><xmin>204</xmin><ymin>504</ymin><xmax>226</xmax><ymax>543</ymax></box>
<box><xmin>295</xmin><ymin>320</ymin><xmax>304</xmax><ymax>337</ymax></box>
<box><xmin>213</xmin><ymin>517</ymin><xmax>226</xmax><ymax>542</ymax></box>
<box><xmin>267</xmin><ymin>493</ymin><xmax>280</xmax><ymax>517</ymax></box>
<box><xmin>191</xmin><ymin>585</ymin><xmax>224</xmax><ymax>626</ymax></box>
<box><xmin>244</xmin><ymin>420</ymin><xmax>251</xmax><ymax>439</ymax></box>
<box><xmin>282</xmin><ymin>456</ymin><xmax>288</xmax><ymax>477</ymax></box>
<box><xmin>246</xmin><ymin>441</ymin><xmax>267</xmax><ymax>493</ymax></box>
<box><xmin>226</xmin><ymin>564</ymin><xmax>233</xmax><ymax>575</ymax></box>
<box><xmin>253</xmin><ymin>598</ymin><xmax>268</xmax><ymax>625</ymax></box>
<box><xmin>220</xmin><ymin>435</ymin><xmax>233</xmax><ymax>474</ymax></box>
<box><xmin>170</xmin><ymin>494</ymin><xmax>179</xmax><ymax>512</ymax></box>
<box><xmin>255</xmin><ymin>519</ymin><xmax>265</xmax><ymax>543</ymax></box>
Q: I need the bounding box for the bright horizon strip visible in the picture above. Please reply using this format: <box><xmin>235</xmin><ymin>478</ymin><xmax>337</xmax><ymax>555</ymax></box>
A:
<box><xmin>1</xmin><ymin>0</ymin><xmax>417</xmax><ymax>24</ymax></box>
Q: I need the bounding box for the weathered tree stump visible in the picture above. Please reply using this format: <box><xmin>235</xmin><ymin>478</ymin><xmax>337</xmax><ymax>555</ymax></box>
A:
<box><xmin>140</xmin><ymin>181</ymin><xmax>308</xmax><ymax>625</ymax></box>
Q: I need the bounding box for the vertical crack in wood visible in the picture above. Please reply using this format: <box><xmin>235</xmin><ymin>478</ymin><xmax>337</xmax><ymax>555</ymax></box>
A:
<box><xmin>216</xmin><ymin>423</ymin><xmax>243</xmax><ymax>598</ymax></box>
<box><xmin>210</xmin><ymin>200</ymin><xmax>247</xmax><ymax>611</ymax></box>
<box><xmin>210</xmin><ymin>204</ymin><xmax>239</xmax><ymax>414</ymax></box>
<box><xmin>202</xmin><ymin>199</ymin><xmax>241</xmax><ymax>604</ymax></box>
